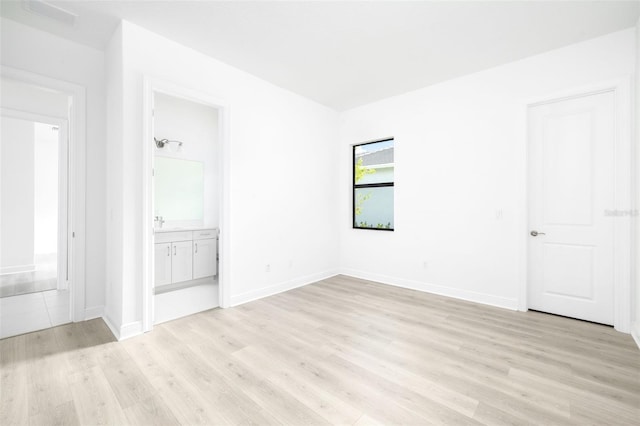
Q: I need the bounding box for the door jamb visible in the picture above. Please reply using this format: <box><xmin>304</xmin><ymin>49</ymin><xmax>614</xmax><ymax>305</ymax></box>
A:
<box><xmin>1</xmin><ymin>66</ymin><xmax>87</xmax><ymax>322</ymax></box>
<box><xmin>141</xmin><ymin>76</ymin><xmax>231</xmax><ymax>333</ymax></box>
<box><xmin>518</xmin><ymin>78</ymin><xmax>633</xmax><ymax>333</ymax></box>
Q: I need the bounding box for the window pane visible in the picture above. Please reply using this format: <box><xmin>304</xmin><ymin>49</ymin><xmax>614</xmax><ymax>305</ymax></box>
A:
<box><xmin>354</xmin><ymin>186</ymin><xmax>394</xmax><ymax>229</ymax></box>
<box><xmin>354</xmin><ymin>140</ymin><xmax>394</xmax><ymax>185</ymax></box>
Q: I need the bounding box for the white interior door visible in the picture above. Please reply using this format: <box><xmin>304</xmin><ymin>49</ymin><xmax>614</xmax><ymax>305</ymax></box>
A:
<box><xmin>527</xmin><ymin>91</ymin><xmax>615</xmax><ymax>325</ymax></box>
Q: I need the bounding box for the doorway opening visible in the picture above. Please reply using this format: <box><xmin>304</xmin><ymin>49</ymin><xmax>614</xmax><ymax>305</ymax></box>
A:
<box><xmin>0</xmin><ymin>67</ymin><xmax>86</xmax><ymax>339</ymax></box>
<box><xmin>142</xmin><ymin>78</ymin><xmax>229</xmax><ymax>332</ymax></box>
<box><xmin>1</xmin><ymin>113</ymin><xmax>68</xmax><ymax>298</ymax></box>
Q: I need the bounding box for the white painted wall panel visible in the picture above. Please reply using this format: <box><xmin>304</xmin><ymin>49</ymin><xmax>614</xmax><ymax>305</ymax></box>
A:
<box><xmin>1</xmin><ymin>18</ymin><xmax>106</xmax><ymax>312</ymax></box>
<box><xmin>339</xmin><ymin>29</ymin><xmax>635</xmax><ymax>309</ymax></box>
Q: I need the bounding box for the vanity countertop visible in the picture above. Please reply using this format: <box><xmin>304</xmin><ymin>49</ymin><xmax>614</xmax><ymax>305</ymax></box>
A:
<box><xmin>154</xmin><ymin>227</ymin><xmax>217</xmax><ymax>233</ymax></box>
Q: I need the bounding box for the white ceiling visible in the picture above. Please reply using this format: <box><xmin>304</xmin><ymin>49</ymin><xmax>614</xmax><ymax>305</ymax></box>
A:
<box><xmin>2</xmin><ymin>1</ymin><xmax>639</xmax><ymax>110</ymax></box>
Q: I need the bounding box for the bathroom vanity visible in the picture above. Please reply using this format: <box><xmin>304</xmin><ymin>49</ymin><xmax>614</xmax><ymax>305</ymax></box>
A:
<box><xmin>154</xmin><ymin>228</ymin><xmax>217</xmax><ymax>290</ymax></box>
<box><xmin>153</xmin><ymin>227</ymin><xmax>219</xmax><ymax>324</ymax></box>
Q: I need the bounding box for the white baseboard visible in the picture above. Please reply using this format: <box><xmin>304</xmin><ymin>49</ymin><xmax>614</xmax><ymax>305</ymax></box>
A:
<box><xmin>101</xmin><ymin>313</ymin><xmax>120</xmax><ymax>340</ymax></box>
<box><xmin>84</xmin><ymin>306</ymin><xmax>104</xmax><ymax>320</ymax></box>
<box><xmin>339</xmin><ymin>269</ymin><xmax>519</xmax><ymax>311</ymax></box>
<box><xmin>632</xmin><ymin>321</ymin><xmax>640</xmax><ymax>350</ymax></box>
<box><xmin>101</xmin><ymin>313</ymin><xmax>143</xmax><ymax>341</ymax></box>
<box><xmin>119</xmin><ymin>321</ymin><xmax>143</xmax><ymax>340</ymax></box>
<box><xmin>1</xmin><ymin>264</ymin><xmax>36</xmax><ymax>275</ymax></box>
<box><xmin>230</xmin><ymin>269</ymin><xmax>339</xmax><ymax>307</ymax></box>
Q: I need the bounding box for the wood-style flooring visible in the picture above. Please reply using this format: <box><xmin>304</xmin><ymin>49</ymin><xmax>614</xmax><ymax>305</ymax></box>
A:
<box><xmin>1</xmin><ymin>275</ymin><xmax>639</xmax><ymax>425</ymax></box>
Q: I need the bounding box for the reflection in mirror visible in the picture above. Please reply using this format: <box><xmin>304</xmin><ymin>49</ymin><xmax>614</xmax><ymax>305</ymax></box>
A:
<box><xmin>154</xmin><ymin>156</ymin><xmax>204</xmax><ymax>226</ymax></box>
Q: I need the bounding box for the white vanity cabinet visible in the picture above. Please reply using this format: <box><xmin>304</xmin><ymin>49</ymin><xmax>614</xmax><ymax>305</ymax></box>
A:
<box><xmin>154</xmin><ymin>243</ymin><xmax>172</xmax><ymax>286</ymax></box>
<box><xmin>171</xmin><ymin>240</ymin><xmax>194</xmax><ymax>283</ymax></box>
<box><xmin>154</xmin><ymin>229</ymin><xmax>217</xmax><ymax>288</ymax></box>
<box><xmin>193</xmin><ymin>230</ymin><xmax>217</xmax><ymax>279</ymax></box>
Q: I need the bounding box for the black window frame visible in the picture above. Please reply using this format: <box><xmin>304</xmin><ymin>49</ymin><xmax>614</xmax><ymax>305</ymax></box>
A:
<box><xmin>352</xmin><ymin>138</ymin><xmax>394</xmax><ymax>231</ymax></box>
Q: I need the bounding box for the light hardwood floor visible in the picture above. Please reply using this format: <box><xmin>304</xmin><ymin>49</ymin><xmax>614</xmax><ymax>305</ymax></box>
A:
<box><xmin>2</xmin><ymin>275</ymin><xmax>639</xmax><ymax>425</ymax></box>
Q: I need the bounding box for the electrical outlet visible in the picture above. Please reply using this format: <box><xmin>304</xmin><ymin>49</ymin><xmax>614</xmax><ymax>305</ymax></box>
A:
<box><xmin>265</xmin><ymin>264</ymin><xmax>271</xmax><ymax>272</ymax></box>
<box><xmin>423</xmin><ymin>261</ymin><xmax>428</xmax><ymax>269</ymax></box>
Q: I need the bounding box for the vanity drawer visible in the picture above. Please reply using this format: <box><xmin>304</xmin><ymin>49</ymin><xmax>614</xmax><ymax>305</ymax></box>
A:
<box><xmin>193</xmin><ymin>229</ymin><xmax>217</xmax><ymax>240</ymax></box>
<box><xmin>155</xmin><ymin>231</ymin><xmax>193</xmax><ymax>243</ymax></box>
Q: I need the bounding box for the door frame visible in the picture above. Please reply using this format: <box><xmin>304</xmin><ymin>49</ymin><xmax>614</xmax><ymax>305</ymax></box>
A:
<box><xmin>518</xmin><ymin>78</ymin><xmax>633</xmax><ymax>333</ymax></box>
<box><xmin>1</xmin><ymin>66</ymin><xmax>87</xmax><ymax>322</ymax></box>
<box><xmin>141</xmin><ymin>76</ymin><xmax>231</xmax><ymax>333</ymax></box>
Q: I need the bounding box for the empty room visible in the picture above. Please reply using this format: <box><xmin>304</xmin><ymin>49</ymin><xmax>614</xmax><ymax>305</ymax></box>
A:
<box><xmin>1</xmin><ymin>0</ymin><xmax>639</xmax><ymax>425</ymax></box>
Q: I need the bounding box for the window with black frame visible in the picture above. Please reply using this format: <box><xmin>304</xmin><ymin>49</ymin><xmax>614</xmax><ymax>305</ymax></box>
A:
<box><xmin>353</xmin><ymin>138</ymin><xmax>394</xmax><ymax>230</ymax></box>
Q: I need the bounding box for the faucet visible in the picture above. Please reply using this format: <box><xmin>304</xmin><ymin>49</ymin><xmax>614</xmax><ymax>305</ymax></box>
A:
<box><xmin>155</xmin><ymin>215</ymin><xmax>165</xmax><ymax>228</ymax></box>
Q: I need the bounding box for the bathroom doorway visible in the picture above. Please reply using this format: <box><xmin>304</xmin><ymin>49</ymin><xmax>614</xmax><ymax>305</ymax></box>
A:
<box><xmin>142</xmin><ymin>78</ymin><xmax>230</xmax><ymax>332</ymax></box>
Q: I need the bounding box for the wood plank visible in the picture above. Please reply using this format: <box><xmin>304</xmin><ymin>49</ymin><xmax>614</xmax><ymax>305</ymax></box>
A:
<box><xmin>1</xmin><ymin>274</ymin><xmax>637</xmax><ymax>425</ymax></box>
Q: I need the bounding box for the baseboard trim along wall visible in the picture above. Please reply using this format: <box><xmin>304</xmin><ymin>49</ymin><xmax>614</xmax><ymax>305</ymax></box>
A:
<box><xmin>0</xmin><ymin>264</ymin><xmax>36</xmax><ymax>274</ymax></box>
<box><xmin>101</xmin><ymin>314</ymin><xmax>120</xmax><ymax>340</ymax></box>
<box><xmin>230</xmin><ymin>269</ymin><xmax>340</xmax><ymax>307</ymax></box>
<box><xmin>632</xmin><ymin>321</ymin><xmax>640</xmax><ymax>349</ymax></box>
<box><xmin>339</xmin><ymin>269</ymin><xmax>519</xmax><ymax>311</ymax></box>
<box><xmin>101</xmin><ymin>314</ymin><xmax>143</xmax><ymax>341</ymax></box>
<box><xmin>84</xmin><ymin>305</ymin><xmax>104</xmax><ymax>320</ymax></box>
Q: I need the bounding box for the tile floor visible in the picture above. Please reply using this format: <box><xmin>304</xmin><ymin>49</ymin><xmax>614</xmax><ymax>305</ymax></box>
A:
<box><xmin>0</xmin><ymin>289</ymin><xmax>70</xmax><ymax>339</ymax></box>
<box><xmin>0</xmin><ymin>254</ymin><xmax>58</xmax><ymax>298</ymax></box>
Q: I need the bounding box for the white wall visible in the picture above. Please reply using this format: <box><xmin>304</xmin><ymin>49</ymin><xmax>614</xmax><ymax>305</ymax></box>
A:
<box><xmin>0</xmin><ymin>117</ymin><xmax>34</xmax><ymax>272</ymax></box>
<box><xmin>1</xmin><ymin>18</ymin><xmax>106</xmax><ymax>314</ymax></box>
<box><xmin>105</xmin><ymin>24</ymin><xmax>124</xmax><ymax>331</ymax></box>
<box><xmin>154</xmin><ymin>93</ymin><xmax>219</xmax><ymax>229</ymax></box>
<box><xmin>339</xmin><ymin>29</ymin><xmax>636</xmax><ymax>310</ymax></box>
<box><xmin>105</xmin><ymin>21</ymin><xmax>339</xmax><ymax>336</ymax></box>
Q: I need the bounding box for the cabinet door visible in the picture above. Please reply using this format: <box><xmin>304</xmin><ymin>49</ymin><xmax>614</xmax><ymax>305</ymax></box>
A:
<box><xmin>171</xmin><ymin>241</ymin><xmax>193</xmax><ymax>283</ymax></box>
<box><xmin>193</xmin><ymin>238</ymin><xmax>217</xmax><ymax>279</ymax></box>
<box><xmin>154</xmin><ymin>243</ymin><xmax>172</xmax><ymax>287</ymax></box>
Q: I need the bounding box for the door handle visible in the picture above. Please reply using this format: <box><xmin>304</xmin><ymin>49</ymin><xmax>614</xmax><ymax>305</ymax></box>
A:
<box><xmin>530</xmin><ymin>230</ymin><xmax>546</xmax><ymax>237</ymax></box>
<box><xmin>167</xmin><ymin>246</ymin><xmax>170</xmax><ymax>256</ymax></box>
<box><xmin>195</xmin><ymin>243</ymin><xmax>198</xmax><ymax>253</ymax></box>
<box><xmin>173</xmin><ymin>245</ymin><xmax>176</xmax><ymax>256</ymax></box>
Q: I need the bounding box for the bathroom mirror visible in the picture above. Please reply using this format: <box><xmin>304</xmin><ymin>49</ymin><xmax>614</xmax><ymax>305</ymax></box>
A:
<box><xmin>154</xmin><ymin>156</ymin><xmax>204</xmax><ymax>224</ymax></box>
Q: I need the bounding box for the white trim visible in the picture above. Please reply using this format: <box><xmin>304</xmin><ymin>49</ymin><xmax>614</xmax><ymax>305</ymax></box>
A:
<box><xmin>0</xmin><ymin>264</ymin><xmax>36</xmax><ymax>274</ymax></box>
<box><xmin>141</xmin><ymin>76</ymin><xmax>231</xmax><ymax>333</ymax></box>
<box><xmin>340</xmin><ymin>269</ymin><xmax>519</xmax><ymax>311</ymax></box>
<box><xmin>230</xmin><ymin>269</ymin><xmax>339</xmax><ymax>307</ymax></box>
<box><xmin>631</xmin><ymin>321</ymin><xmax>640</xmax><ymax>349</ymax></box>
<box><xmin>101</xmin><ymin>313</ymin><xmax>120</xmax><ymax>340</ymax></box>
<box><xmin>119</xmin><ymin>321</ymin><xmax>143</xmax><ymax>340</ymax></box>
<box><xmin>101</xmin><ymin>313</ymin><xmax>142</xmax><ymax>341</ymax></box>
<box><xmin>518</xmin><ymin>77</ymin><xmax>633</xmax><ymax>333</ymax></box>
<box><xmin>0</xmin><ymin>67</ymin><xmax>86</xmax><ymax>324</ymax></box>
<box><xmin>84</xmin><ymin>305</ymin><xmax>104</xmax><ymax>320</ymax></box>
